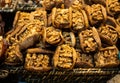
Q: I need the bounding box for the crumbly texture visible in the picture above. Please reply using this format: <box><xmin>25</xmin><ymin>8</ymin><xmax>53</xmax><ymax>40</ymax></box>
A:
<box><xmin>72</xmin><ymin>10</ymin><xmax>85</xmax><ymax>31</ymax></box>
<box><xmin>98</xmin><ymin>24</ymin><xmax>118</xmax><ymax>45</ymax></box>
<box><xmin>94</xmin><ymin>46</ymin><xmax>119</xmax><ymax>67</ymax></box>
<box><xmin>54</xmin><ymin>8</ymin><xmax>71</xmax><ymax>28</ymax></box>
<box><xmin>54</xmin><ymin>44</ymin><xmax>76</xmax><ymax>69</ymax></box>
<box><xmin>45</xmin><ymin>27</ymin><xmax>63</xmax><ymax>45</ymax></box>
<box><xmin>25</xmin><ymin>53</ymin><xmax>50</xmax><ymax>71</ymax></box>
<box><xmin>16</xmin><ymin>12</ymin><xmax>30</xmax><ymax>27</ymax></box>
<box><xmin>79</xmin><ymin>29</ymin><xmax>98</xmax><ymax>53</ymax></box>
<box><xmin>86</xmin><ymin>4</ymin><xmax>106</xmax><ymax>25</ymax></box>
<box><xmin>5</xmin><ymin>43</ymin><xmax>22</xmax><ymax>65</ymax></box>
<box><xmin>107</xmin><ymin>0</ymin><xmax>120</xmax><ymax>16</ymax></box>
<box><xmin>91</xmin><ymin>4</ymin><xmax>104</xmax><ymax>21</ymax></box>
<box><xmin>75</xmin><ymin>49</ymin><xmax>94</xmax><ymax>68</ymax></box>
<box><xmin>71</xmin><ymin>0</ymin><xmax>83</xmax><ymax>10</ymax></box>
<box><xmin>18</xmin><ymin>20</ymin><xmax>41</xmax><ymax>42</ymax></box>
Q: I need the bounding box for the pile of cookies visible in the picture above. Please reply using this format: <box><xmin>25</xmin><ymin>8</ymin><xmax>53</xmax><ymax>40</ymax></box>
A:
<box><xmin>0</xmin><ymin>0</ymin><xmax>120</xmax><ymax>72</ymax></box>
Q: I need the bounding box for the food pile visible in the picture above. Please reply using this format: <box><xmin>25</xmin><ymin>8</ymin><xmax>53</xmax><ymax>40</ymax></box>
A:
<box><xmin>0</xmin><ymin>0</ymin><xmax>120</xmax><ymax>72</ymax></box>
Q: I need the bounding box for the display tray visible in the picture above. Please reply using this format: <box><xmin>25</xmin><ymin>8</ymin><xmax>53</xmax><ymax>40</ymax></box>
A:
<box><xmin>0</xmin><ymin>64</ymin><xmax>120</xmax><ymax>83</ymax></box>
<box><xmin>0</xmin><ymin>1</ymin><xmax>120</xmax><ymax>82</ymax></box>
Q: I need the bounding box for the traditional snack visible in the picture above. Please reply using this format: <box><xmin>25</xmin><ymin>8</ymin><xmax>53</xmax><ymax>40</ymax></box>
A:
<box><xmin>72</xmin><ymin>9</ymin><xmax>88</xmax><ymax>32</ymax></box>
<box><xmin>98</xmin><ymin>24</ymin><xmax>118</xmax><ymax>45</ymax></box>
<box><xmin>71</xmin><ymin>0</ymin><xmax>83</xmax><ymax>9</ymax></box>
<box><xmin>62</xmin><ymin>32</ymin><xmax>76</xmax><ymax>47</ymax></box>
<box><xmin>53</xmin><ymin>44</ymin><xmax>77</xmax><ymax>69</ymax></box>
<box><xmin>6</xmin><ymin>9</ymin><xmax>47</xmax><ymax>49</ymax></box>
<box><xmin>13</xmin><ymin>11</ymin><xmax>30</xmax><ymax>28</ymax></box>
<box><xmin>85</xmin><ymin>4</ymin><xmax>107</xmax><ymax>25</ymax></box>
<box><xmin>16</xmin><ymin>20</ymin><xmax>42</xmax><ymax>50</ymax></box>
<box><xmin>25</xmin><ymin>48</ymin><xmax>53</xmax><ymax>72</ymax></box>
<box><xmin>79</xmin><ymin>27</ymin><xmax>101</xmax><ymax>53</ymax></box>
<box><xmin>5</xmin><ymin>43</ymin><xmax>23</xmax><ymax>65</ymax></box>
<box><xmin>41</xmin><ymin>0</ymin><xmax>64</xmax><ymax>10</ymax></box>
<box><xmin>51</xmin><ymin>7</ymin><xmax>72</xmax><ymax>29</ymax></box>
<box><xmin>75</xmin><ymin>49</ymin><xmax>94</xmax><ymax>68</ymax></box>
<box><xmin>0</xmin><ymin>14</ymin><xmax>5</xmax><ymax>36</ymax></box>
<box><xmin>43</xmin><ymin>26</ymin><xmax>64</xmax><ymax>46</ymax></box>
<box><xmin>6</xmin><ymin>11</ymin><xmax>31</xmax><ymax>43</ymax></box>
<box><xmin>94</xmin><ymin>45</ymin><xmax>119</xmax><ymax>67</ymax></box>
<box><xmin>106</xmin><ymin>0</ymin><xmax>120</xmax><ymax>16</ymax></box>
<box><xmin>30</xmin><ymin>8</ymin><xmax>47</xmax><ymax>27</ymax></box>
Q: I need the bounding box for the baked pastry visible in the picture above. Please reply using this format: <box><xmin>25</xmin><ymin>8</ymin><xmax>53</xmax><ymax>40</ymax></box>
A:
<box><xmin>53</xmin><ymin>44</ymin><xmax>77</xmax><ymax>69</ymax></box>
<box><xmin>94</xmin><ymin>45</ymin><xmax>119</xmax><ymax>67</ymax></box>
<box><xmin>16</xmin><ymin>20</ymin><xmax>42</xmax><ymax>50</ymax></box>
<box><xmin>30</xmin><ymin>8</ymin><xmax>47</xmax><ymax>27</ymax></box>
<box><xmin>5</xmin><ymin>43</ymin><xmax>23</xmax><ymax>65</ymax></box>
<box><xmin>106</xmin><ymin>0</ymin><xmax>120</xmax><ymax>16</ymax></box>
<box><xmin>6</xmin><ymin>11</ymin><xmax>31</xmax><ymax>43</ymax></box>
<box><xmin>98</xmin><ymin>18</ymin><xmax>118</xmax><ymax>45</ymax></box>
<box><xmin>62</xmin><ymin>32</ymin><xmax>76</xmax><ymax>47</ymax></box>
<box><xmin>75</xmin><ymin>49</ymin><xmax>94</xmax><ymax>68</ymax></box>
<box><xmin>43</xmin><ymin>26</ymin><xmax>64</xmax><ymax>46</ymax></box>
<box><xmin>42</xmin><ymin>0</ymin><xmax>64</xmax><ymax>10</ymax></box>
<box><xmin>79</xmin><ymin>27</ymin><xmax>101</xmax><ymax>53</ymax></box>
<box><xmin>85</xmin><ymin>4</ymin><xmax>107</xmax><ymax>26</ymax></box>
<box><xmin>72</xmin><ymin>9</ymin><xmax>89</xmax><ymax>32</ymax></box>
<box><xmin>51</xmin><ymin>7</ymin><xmax>72</xmax><ymax>29</ymax></box>
<box><xmin>0</xmin><ymin>14</ymin><xmax>5</xmax><ymax>36</ymax></box>
<box><xmin>6</xmin><ymin>9</ymin><xmax>47</xmax><ymax>44</ymax></box>
<box><xmin>25</xmin><ymin>48</ymin><xmax>53</xmax><ymax>72</ymax></box>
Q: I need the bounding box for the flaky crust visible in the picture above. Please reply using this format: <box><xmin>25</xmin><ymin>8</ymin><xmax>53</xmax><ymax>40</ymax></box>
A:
<box><xmin>85</xmin><ymin>4</ymin><xmax>107</xmax><ymax>25</ymax></box>
<box><xmin>94</xmin><ymin>45</ymin><xmax>119</xmax><ymax>67</ymax></box>
<box><xmin>53</xmin><ymin>44</ymin><xmax>77</xmax><ymax>69</ymax></box>
<box><xmin>51</xmin><ymin>7</ymin><xmax>72</xmax><ymax>29</ymax></box>
<box><xmin>106</xmin><ymin>0</ymin><xmax>120</xmax><ymax>16</ymax></box>
<box><xmin>79</xmin><ymin>27</ymin><xmax>101</xmax><ymax>53</ymax></box>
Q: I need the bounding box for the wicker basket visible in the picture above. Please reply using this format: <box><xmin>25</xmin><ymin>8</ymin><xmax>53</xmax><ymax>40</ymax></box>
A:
<box><xmin>1</xmin><ymin>65</ymin><xmax>119</xmax><ymax>83</ymax></box>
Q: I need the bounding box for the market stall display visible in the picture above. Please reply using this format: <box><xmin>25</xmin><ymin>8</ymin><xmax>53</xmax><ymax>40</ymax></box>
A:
<box><xmin>0</xmin><ymin>0</ymin><xmax>120</xmax><ymax>82</ymax></box>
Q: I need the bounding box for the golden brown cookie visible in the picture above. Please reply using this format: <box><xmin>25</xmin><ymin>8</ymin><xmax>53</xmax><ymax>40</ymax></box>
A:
<box><xmin>53</xmin><ymin>44</ymin><xmax>77</xmax><ymax>69</ymax></box>
<box><xmin>94</xmin><ymin>45</ymin><xmax>119</xmax><ymax>67</ymax></box>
